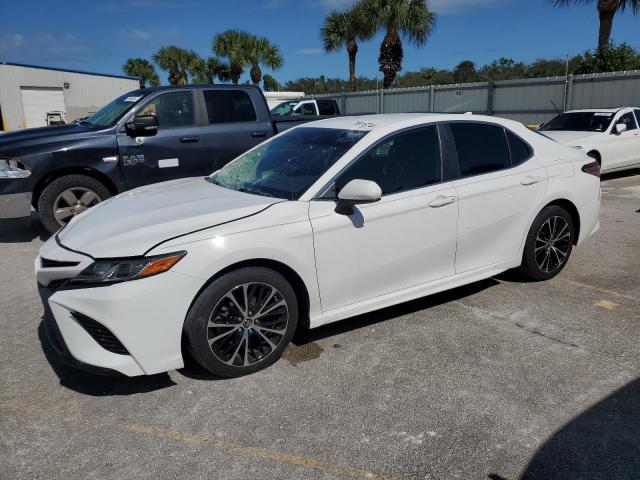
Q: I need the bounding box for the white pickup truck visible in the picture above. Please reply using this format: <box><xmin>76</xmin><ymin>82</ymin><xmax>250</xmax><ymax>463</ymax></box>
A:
<box><xmin>540</xmin><ymin>107</ymin><xmax>640</xmax><ymax>173</ymax></box>
<box><xmin>270</xmin><ymin>98</ymin><xmax>340</xmax><ymax>117</ymax></box>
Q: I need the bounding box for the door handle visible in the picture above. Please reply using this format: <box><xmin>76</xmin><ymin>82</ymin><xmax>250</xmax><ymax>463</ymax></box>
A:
<box><xmin>521</xmin><ymin>175</ymin><xmax>541</xmax><ymax>186</ymax></box>
<box><xmin>251</xmin><ymin>131</ymin><xmax>268</xmax><ymax>138</ymax></box>
<box><xmin>180</xmin><ymin>136</ymin><xmax>199</xmax><ymax>143</ymax></box>
<box><xmin>428</xmin><ymin>195</ymin><xmax>456</xmax><ymax>208</ymax></box>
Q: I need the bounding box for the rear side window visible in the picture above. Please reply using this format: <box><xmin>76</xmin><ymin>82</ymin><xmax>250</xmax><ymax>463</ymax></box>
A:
<box><xmin>334</xmin><ymin>126</ymin><xmax>441</xmax><ymax>196</ymax></box>
<box><xmin>318</xmin><ymin>100</ymin><xmax>338</xmax><ymax>115</ymax></box>
<box><xmin>204</xmin><ymin>90</ymin><xmax>257</xmax><ymax>124</ymax></box>
<box><xmin>635</xmin><ymin>109</ymin><xmax>640</xmax><ymax>125</ymax></box>
<box><xmin>450</xmin><ymin>123</ymin><xmax>511</xmax><ymax>176</ymax></box>
<box><xmin>506</xmin><ymin>130</ymin><xmax>532</xmax><ymax>166</ymax></box>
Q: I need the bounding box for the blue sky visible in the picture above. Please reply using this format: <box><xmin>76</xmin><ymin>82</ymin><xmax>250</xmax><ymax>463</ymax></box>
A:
<box><xmin>1</xmin><ymin>0</ymin><xmax>638</xmax><ymax>84</ymax></box>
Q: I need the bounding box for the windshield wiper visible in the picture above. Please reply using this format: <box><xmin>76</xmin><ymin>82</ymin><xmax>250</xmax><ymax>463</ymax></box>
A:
<box><xmin>238</xmin><ymin>187</ymin><xmax>275</xmax><ymax>198</ymax></box>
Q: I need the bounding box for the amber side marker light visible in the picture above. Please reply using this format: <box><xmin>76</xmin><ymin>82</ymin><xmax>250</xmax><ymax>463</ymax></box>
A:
<box><xmin>138</xmin><ymin>254</ymin><xmax>185</xmax><ymax>278</ymax></box>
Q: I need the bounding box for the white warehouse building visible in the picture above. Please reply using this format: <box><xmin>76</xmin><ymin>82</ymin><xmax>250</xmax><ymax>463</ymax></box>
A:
<box><xmin>0</xmin><ymin>62</ymin><xmax>140</xmax><ymax>132</ymax></box>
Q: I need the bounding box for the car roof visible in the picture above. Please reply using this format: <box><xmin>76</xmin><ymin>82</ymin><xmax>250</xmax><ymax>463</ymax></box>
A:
<box><xmin>564</xmin><ymin>108</ymin><xmax>626</xmax><ymax>114</ymax></box>
<box><xmin>302</xmin><ymin>113</ymin><xmax>524</xmax><ymax>132</ymax></box>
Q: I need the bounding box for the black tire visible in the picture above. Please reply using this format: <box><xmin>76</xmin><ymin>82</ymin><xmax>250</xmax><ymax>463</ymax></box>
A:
<box><xmin>184</xmin><ymin>267</ymin><xmax>298</xmax><ymax>378</ymax></box>
<box><xmin>520</xmin><ymin>205</ymin><xmax>574</xmax><ymax>281</ymax></box>
<box><xmin>37</xmin><ymin>174</ymin><xmax>111</xmax><ymax>234</ymax></box>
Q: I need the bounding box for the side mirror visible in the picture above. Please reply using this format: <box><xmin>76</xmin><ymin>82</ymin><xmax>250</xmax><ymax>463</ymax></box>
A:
<box><xmin>613</xmin><ymin>123</ymin><xmax>628</xmax><ymax>135</ymax></box>
<box><xmin>125</xmin><ymin>115</ymin><xmax>159</xmax><ymax>138</ymax></box>
<box><xmin>335</xmin><ymin>179</ymin><xmax>382</xmax><ymax>215</ymax></box>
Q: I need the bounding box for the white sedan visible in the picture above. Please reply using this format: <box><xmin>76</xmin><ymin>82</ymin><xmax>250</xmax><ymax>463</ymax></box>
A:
<box><xmin>540</xmin><ymin>107</ymin><xmax>640</xmax><ymax>173</ymax></box>
<box><xmin>36</xmin><ymin>114</ymin><xmax>601</xmax><ymax>378</ymax></box>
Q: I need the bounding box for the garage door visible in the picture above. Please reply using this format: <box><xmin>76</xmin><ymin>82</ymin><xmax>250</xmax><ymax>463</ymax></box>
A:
<box><xmin>20</xmin><ymin>87</ymin><xmax>66</xmax><ymax>128</ymax></box>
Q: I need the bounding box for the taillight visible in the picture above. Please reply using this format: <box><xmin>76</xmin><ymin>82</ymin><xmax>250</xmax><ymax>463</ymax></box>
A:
<box><xmin>581</xmin><ymin>161</ymin><xmax>600</xmax><ymax>178</ymax></box>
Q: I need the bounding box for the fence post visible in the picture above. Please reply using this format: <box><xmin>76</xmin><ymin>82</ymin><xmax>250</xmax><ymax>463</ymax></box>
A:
<box><xmin>380</xmin><ymin>88</ymin><xmax>384</xmax><ymax>114</ymax></box>
<box><xmin>429</xmin><ymin>85</ymin><xmax>435</xmax><ymax>112</ymax></box>
<box><xmin>564</xmin><ymin>75</ymin><xmax>574</xmax><ymax>112</ymax></box>
<box><xmin>486</xmin><ymin>81</ymin><xmax>495</xmax><ymax>116</ymax></box>
<box><xmin>341</xmin><ymin>93</ymin><xmax>347</xmax><ymax>114</ymax></box>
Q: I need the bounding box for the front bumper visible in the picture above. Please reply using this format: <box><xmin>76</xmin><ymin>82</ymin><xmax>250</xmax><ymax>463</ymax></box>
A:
<box><xmin>0</xmin><ymin>191</ymin><xmax>32</xmax><ymax>218</ymax></box>
<box><xmin>36</xmin><ymin>237</ymin><xmax>203</xmax><ymax>376</ymax></box>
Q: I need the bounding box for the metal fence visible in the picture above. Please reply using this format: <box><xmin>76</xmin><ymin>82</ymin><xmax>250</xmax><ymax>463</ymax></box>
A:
<box><xmin>309</xmin><ymin>69</ymin><xmax>640</xmax><ymax>125</ymax></box>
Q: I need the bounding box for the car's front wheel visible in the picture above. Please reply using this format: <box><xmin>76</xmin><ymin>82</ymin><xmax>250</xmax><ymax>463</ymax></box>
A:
<box><xmin>520</xmin><ymin>205</ymin><xmax>574</xmax><ymax>281</ymax></box>
<box><xmin>184</xmin><ymin>267</ymin><xmax>298</xmax><ymax>377</ymax></box>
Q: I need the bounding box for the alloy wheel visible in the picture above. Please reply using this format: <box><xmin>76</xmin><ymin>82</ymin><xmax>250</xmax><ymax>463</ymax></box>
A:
<box><xmin>534</xmin><ymin>216</ymin><xmax>571</xmax><ymax>273</ymax></box>
<box><xmin>53</xmin><ymin>187</ymin><xmax>102</xmax><ymax>226</ymax></box>
<box><xmin>207</xmin><ymin>282</ymin><xmax>289</xmax><ymax>367</ymax></box>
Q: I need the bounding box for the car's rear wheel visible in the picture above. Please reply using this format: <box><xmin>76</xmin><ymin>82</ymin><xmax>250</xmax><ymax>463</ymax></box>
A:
<box><xmin>38</xmin><ymin>174</ymin><xmax>111</xmax><ymax>234</ymax></box>
<box><xmin>520</xmin><ymin>205</ymin><xmax>574</xmax><ymax>281</ymax></box>
<box><xmin>184</xmin><ymin>267</ymin><xmax>298</xmax><ymax>377</ymax></box>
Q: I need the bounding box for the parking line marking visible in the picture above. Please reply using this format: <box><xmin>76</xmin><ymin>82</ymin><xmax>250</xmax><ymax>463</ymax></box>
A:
<box><xmin>594</xmin><ymin>299</ymin><xmax>619</xmax><ymax>310</ymax></box>
<box><xmin>121</xmin><ymin>423</ymin><xmax>394</xmax><ymax>480</ymax></box>
<box><xmin>1</xmin><ymin>400</ymin><xmax>394</xmax><ymax>480</ymax></box>
<box><xmin>561</xmin><ymin>279</ymin><xmax>639</xmax><ymax>302</ymax></box>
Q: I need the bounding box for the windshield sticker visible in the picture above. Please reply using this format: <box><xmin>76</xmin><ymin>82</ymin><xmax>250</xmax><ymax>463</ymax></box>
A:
<box><xmin>124</xmin><ymin>96</ymin><xmax>143</xmax><ymax>103</ymax></box>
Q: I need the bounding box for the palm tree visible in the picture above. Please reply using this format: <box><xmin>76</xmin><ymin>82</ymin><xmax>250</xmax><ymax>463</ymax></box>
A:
<box><xmin>152</xmin><ymin>45</ymin><xmax>199</xmax><ymax>85</ymax></box>
<box><xmin>190</xmin><ymin>56</ymin><xmax>230</xmax><ymax>84</ymax></box>
<box><xmin>122</xmin><ymin>58</ymin><xmax>160</xmax><ymax>88</ymax></box>
<box><xmin>360</xmin><ymin>0</ymin><xmax>436</xmax><ymax>89</ymax></box>
<box><xmin>321</xmin><ymin>5</ymin><xmax>375</xmax><ymax>92</ymax></box>
<box><xmin>245</xmin><ymin>36</ymin><xmax>284</xmax><ymax>87</ymax></box>
<box><xmin>213</xmin><ymin>30</ymin><xmax>251</xmax><ymax>85</ymax></box>
<box><xmin>551</xmin><ymin>0</ymin><xmax>639</xmax><ymax>52</ymax></box>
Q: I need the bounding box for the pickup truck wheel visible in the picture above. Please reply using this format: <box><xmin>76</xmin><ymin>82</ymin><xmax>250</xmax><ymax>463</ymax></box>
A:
<box><xmin>38</xmin><ymin>175</ymin><xmax>111</xmax><ymax>233</ymax></box>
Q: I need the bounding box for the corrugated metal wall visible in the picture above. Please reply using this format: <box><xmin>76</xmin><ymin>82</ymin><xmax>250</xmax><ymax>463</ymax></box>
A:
<box><xmin>311</xmin><ymin>70</ymin><xmax>640</xmax><ymax>125</ymax></box>
<box><xmin>0</xmin><ymin>64</ymin><xmax>140</xmax><ymax>131</ymax></box>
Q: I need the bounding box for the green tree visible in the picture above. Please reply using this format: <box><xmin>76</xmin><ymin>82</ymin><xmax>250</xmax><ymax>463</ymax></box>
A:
<box><xmin>360</xmin><ymin>0</ymin><xmax>436</xmax><ymax>89</ymax></box>
<box><xmin>122</xmin><ymin>58</ymin><xmax>160</xmax><ymax>88</ymax></box>
<box><xmin>245</xmin><ymin>35</ymin><xmax>284</xmax><ymax>87</ymax></box>
<box><xmin>453</xmin><ymin>60</ymin><xmax>477</xmax><ymax>83</ymax></box>
<box><xmin>152</xmin><ymin>45</ymin><xmax>199</xmax><ymax>85</ymax></box>
<box><xmin>190</xmin><ymin>56</ymin><xmax>230</xmax><ymax>84</ymax></box>
<box><xmin>478</xmin><ymin>57</ymin><xmax>527</xmax><ymax>80</ymax></box>
<box><xmin>213</xmin><ymin>30</ymin><xmax>251</xmax><ymax>85</ymax></box>
<box><xmin>263</xmin><ymin>74</ymin><xmax>281</xmax><ymax>91</ymax></box>
<box><xmin>321</xmin><ymin>5</ymin><xmax>375</xmax><ymax>92</ymax></box>
<box><xmin>551</xmin><ymin>0</ymin><xmax>640</xmax><ymax>51</ymax></box>
<box><xmin>575</xmin><ymin>41</ymin><xmax>640</xmax><ymax>73</ymax></box>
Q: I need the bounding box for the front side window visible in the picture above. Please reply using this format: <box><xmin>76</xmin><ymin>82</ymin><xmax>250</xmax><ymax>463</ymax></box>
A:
<box><xmin>635</xmin><ymin>110</ymin><xmax>640</xmax><ymax>125</ymax></box>
<box><xmin>450</xmin><ymin>123</ymin><xmax>511</xmax><ymax>177</ymax></box>
<box><xmin>208</xmin><ymin>127</ymin><xmax>367</xmax><ymax>200</ymax></box>
<box><xmin>540</xmin><ymin>112</ymin><xmax>615</xmax><ymax>132</ymax></box>
<box><xmin>616</xmin><ymin>112</ymin><xmax>638</xmax><ymax>131</ymax></box>
<box><xmin>297</xmin><ymin>102</ymin><xmax>316</xmax><ymax>116</ymax></box>
<box><xmin>204</xmin><ymin>90</ymin><xmax>257</xmax><ymax>124</ymax></box>
<box><xmin>136</xmin><ymin>91</ymin><xmax>195</xmax><ymax>128</ymax></box>
<box><xmin>270</xmin><ymin>101</ymin><xmax>295</xmax><ymax>116</ymax></box>
<box><xmin>333</xmin><ymin>126</ymin><xmax>442</xmax><ymax>196</ymax></box>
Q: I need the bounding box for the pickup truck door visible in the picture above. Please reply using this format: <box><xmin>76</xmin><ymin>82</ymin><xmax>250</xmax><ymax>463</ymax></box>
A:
<box><xmin>117</xmin><ymin>90</ymin><xmax>205</xmax><ymax>188</ymax></box>
<box><xmin>200</xmin><ymin>88</ymin><xmax>273</xmax><ymax>173</ymax></box>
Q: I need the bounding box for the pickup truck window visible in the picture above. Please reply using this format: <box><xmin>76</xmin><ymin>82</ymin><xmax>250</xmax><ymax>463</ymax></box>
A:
<box><xmin>318</xmin><ymin>100</ymin><xmax>338</xmax><ymax>116</ymax></box>
<box><xmin>136</xmin><ymin>91</ymin><xmax>195</xmax><ymax>128</ymax></box>
<box><xmin>298</xmin><ymin>103</ymin><xmax>316</xmax><ymax>116</ymax></box>
<box><xmin>208</xmin><ymin>127</ymin><xmax>367</xmax><ymax>200</ymax></box>
<box><xmin>204</xmin><ymin>90</ymin><xmax>257</xmax><ymax>124</ymax></box>
<box><xmin>271</xmin><ymin>101</ymin><xmax>296</xmax><ymax>116</ymax></box>
<box><xmin>86</xmin><ymin>90</ymin><xmax>149</xmax><ymax>128</ymax></box>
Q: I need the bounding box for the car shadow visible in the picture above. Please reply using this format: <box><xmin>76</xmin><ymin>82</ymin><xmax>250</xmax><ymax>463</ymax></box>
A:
<box><xmin>293</xmin><ymin>277</ymin><xmax>499</xmax><ymax>346</ymax></box>
<box><xmin>0</xmin><ymin>212</ymin><xmax>50</xmax><ymax>243</ymax></box>
<box><xmin>511</xmin><ymin>377</ymin><xmax>640</xmax><ymax>480</ymax></box>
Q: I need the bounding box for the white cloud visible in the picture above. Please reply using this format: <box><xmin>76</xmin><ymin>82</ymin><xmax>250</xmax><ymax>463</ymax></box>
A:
<box><xmin>296</xmin><ymin>48</ymin><xmax>325</xmax><ymax>55</ymax></box>
<box><xmin>123</xmin><ymin>29</ymin><xmax>152</xmax><ymax>40</ymax></box>
<box><xmin>0</xmin><ymin>32</ymin><xmax>110</xmax><ymax>64</ymax></box>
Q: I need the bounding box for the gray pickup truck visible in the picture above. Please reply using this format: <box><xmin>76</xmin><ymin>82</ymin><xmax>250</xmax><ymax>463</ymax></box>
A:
<box><xmin>0</xmin><ymin>85</ymin><xmax>334</xmax><ymax>233</ymax></box>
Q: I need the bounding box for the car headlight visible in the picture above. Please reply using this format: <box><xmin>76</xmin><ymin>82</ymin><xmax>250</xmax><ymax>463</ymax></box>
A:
<box><xmin>0</xmin><ymin>158</ymin><xmax>31</xmax><ymax>179</ymax></box>
<box><xmin>70</xmin><ymin>251</ymin><xmax>186</xmax><ymax>286</ymax></box>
